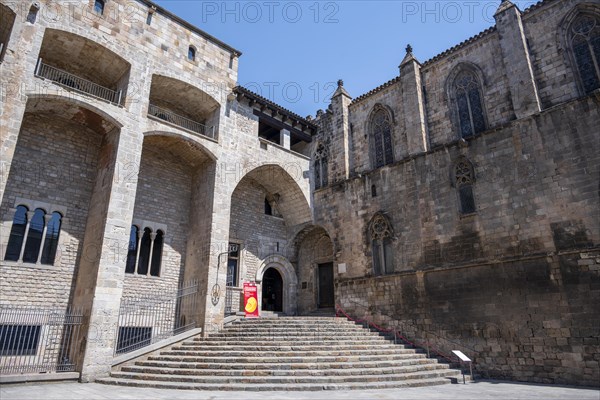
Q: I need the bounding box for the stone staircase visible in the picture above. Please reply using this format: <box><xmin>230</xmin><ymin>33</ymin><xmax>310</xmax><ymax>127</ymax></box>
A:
<box><xmin>98</xmin><ymin>316</ymin><xmax>464</xmax><ymax>391</ymax></box>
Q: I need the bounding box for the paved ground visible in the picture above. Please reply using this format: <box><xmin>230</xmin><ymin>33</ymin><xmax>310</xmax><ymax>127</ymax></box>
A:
<box><xmin>1</xmin><ymin>380</ymin><xmax>598</xmax><ymax>400</ymax></box>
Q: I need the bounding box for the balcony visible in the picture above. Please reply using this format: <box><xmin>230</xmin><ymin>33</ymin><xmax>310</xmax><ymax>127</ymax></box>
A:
<box><xmin>35</xmin><ymin>59</ymin><xmax>124</xmax><ymax>106</ymax></box>
<box><xmin>148</xmin><ymin>104</ymin><xmax>215</xmax><ymax>139</ymax></box>
<box><xmin>35</xmin><ymin>29</ymin><xmax>131</xmax><ymax>107</ymax></box>
<box><xmin>148</xmin><ymin>75</ymin><xmax>220</xmax><ymax>141</ymax></box>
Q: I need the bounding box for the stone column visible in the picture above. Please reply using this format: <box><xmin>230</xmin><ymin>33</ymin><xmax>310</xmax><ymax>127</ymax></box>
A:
<box><xmin>399</xmin><ymin>45</ymin><xmax>429</xmax><ymax>155</ymax></box>
<box><xmin>280</xmin><ymin>129</ymin><xmax>291</xmax><ymax>149</ymax></box>
<box><xmin>71</xmin><ymin>123</ymin><xmax>143</xmax><ymax>381</ymax></box>
<box><xmin>494</xmin><ymin>0</ymin><xmax>542</xmax><ymax>118</ymax></box>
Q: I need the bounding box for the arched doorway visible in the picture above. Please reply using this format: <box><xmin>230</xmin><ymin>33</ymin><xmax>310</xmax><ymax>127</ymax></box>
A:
<box><xmin>262</xmin><ymin>268</ymin><xmax>283</xmax><ymax>312</ymax></box>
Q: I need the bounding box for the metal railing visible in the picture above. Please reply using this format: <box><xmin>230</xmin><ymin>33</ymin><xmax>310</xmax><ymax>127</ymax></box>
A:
<box><xmin>0</xmin><ymin>305</ymin><xmax>83</xmax><ymax>375</ymax></box>
<box><xmin>148</xmin><ymin>103</ymin><xmax>216</xmax><ymax>140</ymax></box>
<box><xmin>336</xmin><ymin>299</ymin><xmax>485</xmax><ymax>378</ymax></box>
<box><xmin>35</xmin><ymin>58</ymin><xmax>123</xmax><ymax>106</ymax></box>
<box><xmin>114</xmin><ymin>280</ymin><xmax>199</xmax><ymax>355</ymax></box>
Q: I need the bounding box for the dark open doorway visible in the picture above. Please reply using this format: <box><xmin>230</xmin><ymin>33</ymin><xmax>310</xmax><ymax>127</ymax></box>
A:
<box><xmin>318</xmin><ymin>262</ymin><xmax>334</xmax><ymax>308</ymax></box>
<box><xmin>262</xmin><ymin>267</ymin><xmax>283</xmax><ymax>312</ymax></box>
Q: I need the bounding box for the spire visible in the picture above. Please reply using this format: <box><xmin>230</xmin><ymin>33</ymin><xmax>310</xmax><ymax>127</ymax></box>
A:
<box><xmin>332</xmin><ymin>78</ymin><xmax>351</xmax><ymax>98</ymax></box>
<box><xmin>495</xmin><ymin>0</ymin><xmax>516</xmax><ymax>15</ymax></box>
<box><xmin>399</xmin><ymin>44</ymin><xmax>420</xmax><ymax>69</ymax></box>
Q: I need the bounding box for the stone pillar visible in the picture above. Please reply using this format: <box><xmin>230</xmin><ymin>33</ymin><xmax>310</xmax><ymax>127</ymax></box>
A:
<box><xmin>494</xmin><ymin>0</ymin><xmax>542</xmax><ymax>118</ymax></box>
<box><xmin>330</xmin><ymin>80</ymin><xmax>352</xmax><ymax>181</ymax></box>
<box><xmin>399</xmin><ymin>45</ymin><xmax>429</xmax><ymax>155</ymax></box>
<box><xmin>280</xmin><ymin>129</ymin><xmax>291</xmax><ymax>149</ymax></box>
<box><xmin>71</xmin><ymin>124</ymin><xmax>143</xmax><ymax>381</ymax></box>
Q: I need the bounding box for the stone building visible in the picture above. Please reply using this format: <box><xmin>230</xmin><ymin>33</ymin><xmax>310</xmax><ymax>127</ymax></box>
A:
<box><xmin>0</xmin><ymin>0</ymin><xmax>598</xmax><ymax>388</ymax></box>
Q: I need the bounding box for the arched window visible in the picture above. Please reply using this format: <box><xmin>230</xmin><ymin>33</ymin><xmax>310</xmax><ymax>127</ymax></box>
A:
<box><xmin>371</xmin><ymin>185</ymin><xmax>377</xmax><ymax>198</ymax></box>
<box><xmin>4</xmin><ymin>205</ymin><xmax>28</xmax><ymax>261</ymax></box>
<box><xmin>150</xmin><ymin>230</ymin><xmax>164</xmax><ymax>277</ymax></box>
<box><xmin>137</xmin><ymin>228</ymin><xmax>152</xmax><ymax>275</ymax></box>
<box><xmin>452</xmin><ymin>70</ymin><xmax>486</xmax><ymax>138</ymax></box>
<box><xmin>125</xmin><ymin>225</ymin><xmax>139</xmax><ymax>274</ymax></box>
<box><xmin>370</xmin><ymin>108</ymin><xmax>394</xmax><ymax>169</ymax></box>
<box><xmin>369</xmin><ymin>213</ymin><xmax>394</xmax><ymax>276</ymax></box>
<box><xmin>453</xmin><ymin>159</ymin><xmax>476</xmax><ymax>214</ymax></box>
<box><xmin>93</xmin><ymin>0</ymin><xmax>105</xmax><ymax>15</ymax></box>
<box><xmin>264</xmin><ymin>198</ymin><xmax>273</xmax><ymax>215</ymax></box>
<box><xmin>314</xmin><ymin>143</ymin><xmax>329</xmax><ymax>190</ymax></box>
<box><xmin>570</xmin><ymin>14</ymin><xmax>600</xmax><ymax>93</ymax></box>
<box><xmin>40</xmin><ymin>212</ymin><xmax>61</xmax><ymax>265</ymax></box>
<box><xmin>22</xmin><ymin>209</ymin><xmax>45</xmax><ymax>263</ymax></box>
<box><xmin>188</xmin><ymin>46</ymin><xmax>196</xmax><ymax>61</ymax></box>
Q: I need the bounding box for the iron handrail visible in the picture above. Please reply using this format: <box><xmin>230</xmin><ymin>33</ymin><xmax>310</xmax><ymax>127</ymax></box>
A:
<box><xmin>148</xmin><ymin>103</ymin><xmax>216</xmax><ymax>140</ymax></box>
<box><xmin>336</xmin><ymin>299</ymin><xmax>485</xmax><ymax>377</ymax></box>
<box><xmin>34</xmin><ymin>58</ymin><xmax>123</xmax><ymax>106</ymax></box>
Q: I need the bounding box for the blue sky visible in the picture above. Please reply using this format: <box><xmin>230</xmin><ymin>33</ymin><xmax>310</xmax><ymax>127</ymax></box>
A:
<box><xmin>155</xmin><ymin>1</ymin><xmax>539</xmax><ymax>117</ymax></box>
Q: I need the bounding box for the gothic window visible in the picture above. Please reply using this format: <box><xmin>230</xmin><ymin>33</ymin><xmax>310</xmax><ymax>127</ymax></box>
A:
<box><xmin>314</xmin><ymin>143</ymin><xmax>329</xmax><ymax>190</ymax></box>
<box><xmin>369</xmin><ymin>214</ymin><xmax>394</xmax><ymax>276</ymax></box>
<box><xmin>370</xmin><ymin>108</ymin><xmax>394</xmax><ymax>169</ymax></box>
<box><xmin>93</xmin><ymin>0</ymin><xmax>105</xmax><ymax>15</ymax></box>
<box><xmin>570</xmin><ymin>15</ymin><xmax>600</xmax><ymax>93</ymax></box>
<box><xmin>40</xmin><ymin>212</ymin><xmax>62</xmax><ymax>265</ymax></box>
<box><xmin>454</xmin><ymin>159</ymin><xmax>476</xmax><ymax>214</ymax></box>
<box><xmin>22</xmin><ymin>209</ymin><xmax>45</xmax><ymax>264</ymax></box>
<box><xmin>226</xmin><ymin>243</ymin><xmax>240</xmax><ymax>287</ymax></box>
<box><xmin>188</xmin><ymin>46</ymin><xmax>196</xmax><ymax>61</ymax></box>
<box><xmin>125</xmin><ymin>225</ymin><xmax>164</xmax><ymax>277</ymax></box>
<box><xmin>4</xmin><ymin>206</ymin><xmax>28</xmax><ymax>262</ymax></box>
<box><xmin>453</xmin><ymin>70</ymin><xmax>486</xmax><ymax>138</ymax></box>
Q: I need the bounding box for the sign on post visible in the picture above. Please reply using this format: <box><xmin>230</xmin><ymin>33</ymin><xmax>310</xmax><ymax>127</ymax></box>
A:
<box><xmin>243</xmin><ymin>282</ymin><xmax>259</xmax><ymax>318</ymax></box>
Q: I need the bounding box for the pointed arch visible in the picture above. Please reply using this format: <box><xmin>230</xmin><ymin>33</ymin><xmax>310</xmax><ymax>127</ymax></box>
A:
<box><xmin>446</xmin><ymin>62</ymin><xmax>488</xmax><ymax>138</ymax></box>
<box><xmin>255</xmin><ymin>255</ymin><xmax>298</xmax><ymax>315</ymax></box>
<box><xmin>367</xmin><ymin>212</ymin><xmax>394</xmax><ymax>276</ymax></box>
<box><xmin>313</xmin><ymin>141</ymin><xmax>329</xmax><ymax>190</ymax></box>
<box><xmin>451</xmin><ymin>157</ymin><xmax>476</xmax><ymax>214</ymax></box>
<box><xmin>559</xmin><ymin>5</ymin><xmax>600</xmax><ymax>95</ymax></box>
<box><xmin>368</xmin><ymin>104</ymin><xmax>394</xmax><ymax>169</ymax></box>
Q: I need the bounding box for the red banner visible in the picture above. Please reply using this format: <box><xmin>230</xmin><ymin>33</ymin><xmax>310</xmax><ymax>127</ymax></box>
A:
<box><xmin>243</xmin><ymin>282</ymin><xmax>259</xmax><ymax>318</ymax></box>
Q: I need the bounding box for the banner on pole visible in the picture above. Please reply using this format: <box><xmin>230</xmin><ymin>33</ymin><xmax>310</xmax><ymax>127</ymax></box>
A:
<box><xmin>243</xmin><ymin>282</ymin><xmax>259</xmax><ymax>318</ymax></box>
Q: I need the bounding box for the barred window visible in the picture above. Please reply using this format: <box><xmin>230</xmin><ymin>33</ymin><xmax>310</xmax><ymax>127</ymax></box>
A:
<box><xmin>570</xmin><ymin>15</ymin><xmax>600</xmax><ymax>93</ymax></box>
<box><xmin>369</xmin><ymin>214</ymin><xmax>394</xmax><ymax>276</ymax></box>
<box><xmin>454</xmin><ymin>159</ymin><xmax>476</xmax><ymax>214</ymax></box>
<box><xmin>370</xmin><ymin>108</ymin><xmax>394</xmax><ymax>169</ymax></box>
<box><xmin>314</xmin><ymin>143</ymin><xmax>329</xmax><ymax>190</ymax></box>
<box><xmin>453</xmin><ymin>70</ymin><xmax>486</xmax><ymax>138</ymax></box>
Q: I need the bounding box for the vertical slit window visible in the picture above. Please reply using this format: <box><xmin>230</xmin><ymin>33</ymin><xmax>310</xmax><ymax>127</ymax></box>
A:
<box><xmin>150</xmin><ymin>230</ymin><xmax>163</xmax><ymax>277</ymax></box>
<box><xmin>93</xmin><ymin>0</ymin><xmax>105</xmax><ymax>15</ymax></box>
<box><xmin>4</xmin><ymin>206</ymin><xmax>28</xmax><ymax>261</ymax></box>
<box><xmin>264</xmin><ymin>198</ymin><xmax>273</xmax><ymax>215</ymax></box>
<box><xmin>40</xmin><ymin>212</ymin><xmax>61</xmax><ymax>265</ymax></box>
<box><xmin>22</xmin><ymin>209</ymin><xmax>45</xmax><ymax>263</ymax></box>
<box><xmin>137</xmin><ymin>228</ymin><xmax>152</xmax><ymax>275</ymax></box>
<box><xmin>188</xmin><ymin>46</ymin><xmax>196</xmax><ymax>61</ymax></box>
<box><xmin>125</xmin><ymin>225</ymin><xmax>138</xmax><ymax>274</ymax></box>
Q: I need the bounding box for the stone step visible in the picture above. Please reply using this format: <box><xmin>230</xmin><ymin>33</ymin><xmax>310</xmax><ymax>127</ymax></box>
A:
<box><xmin>133</xmin><ymin>357</ymin><xmax>431</xmax><ymax>370</ymax></box>
<box><xmin>145</xmin><ymin>353</ymin><xmax>427</xmax><ymax>364</ymax></box>
<box><xmin>187</xmin><ymin>339</ymin><xmax>393</xmax><ymax>347</ymax></box>
<box><xmin>97</xmin><ymin>376</ymin><xmax>455</xmax><ymax>391</ymax></box>
<box><xmin>108</xmin><ymin>368</ymin><xmax>458</xmax><ymax>385</ymax></box>
<box><xmin>162</xmin><ymin>348</ymin><xmax>418</xmax><ymax>357</ymax></box>
<box><xmin>220</xmin><ymin>326</ymin><xmax>370</xmax><ymax>333</ymax></box>
<box><xmin>195</xmin><ymin>335</ymin><xmax>388</xmax><ymax>342</ymax></box>
<box><xmin>174</xmin><ymin>343</ymin><xmax>409</xmax><ymax>351</ymax></box>
<box><xmin>120</xmin><ymin>361</ymin><xmax>446</xmax><ymax>377</ymax></box>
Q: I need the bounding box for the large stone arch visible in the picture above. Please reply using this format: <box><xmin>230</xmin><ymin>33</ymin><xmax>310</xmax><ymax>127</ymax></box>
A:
<box><xmin>255</xmin><ymin>254</ymin><xmax>298</xmax><ymax>315</ymax></box>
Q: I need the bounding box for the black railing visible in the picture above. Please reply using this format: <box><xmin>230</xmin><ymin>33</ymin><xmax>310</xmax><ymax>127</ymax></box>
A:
<box><xmin>0</xmin><ymin>306</ymin><xmax>83</xmax><ymax>375</ymax></box>
<box><xmin>148</xmin><ymin>104</ymin><xmax>216</xmax><ymax>140</ymax></box>
<box><xmin>35</xmin><ymin>58</ymin><xmax>124</xmax><ymax>106</ymax></box>
<box><xmin>115</xmin><ymin>280</ymin><xmax>199</xmax><ymax>355</ymax></box>
<box><xmin>336</xmin><ymin>299</ymin><xmax>484</xmax><ymax>378</ymax></box>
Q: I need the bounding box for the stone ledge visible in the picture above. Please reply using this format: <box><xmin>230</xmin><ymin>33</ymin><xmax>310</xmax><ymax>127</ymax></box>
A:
<box><xmin>111</xmin><ymin>328</ymin><xmax>202</xmax><ymax>367</ymax></box>
<box><xmin>0</xmin><ymin>372</ymin><xmax>79</xmax><ymax>384</ymax></box>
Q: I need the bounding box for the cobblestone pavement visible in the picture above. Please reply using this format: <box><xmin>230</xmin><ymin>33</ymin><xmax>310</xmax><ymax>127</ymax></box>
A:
<box><xmin>1</xmin><ymin>380</ymin><xmax>599</xmax><ymax>400</ymax></box>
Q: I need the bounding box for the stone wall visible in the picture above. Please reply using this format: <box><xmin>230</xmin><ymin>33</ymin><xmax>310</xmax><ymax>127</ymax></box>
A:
<box><xmin>336</xmin><ymin>250</ymin><xmax>600</xmax><ymax>386</ymax></box>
